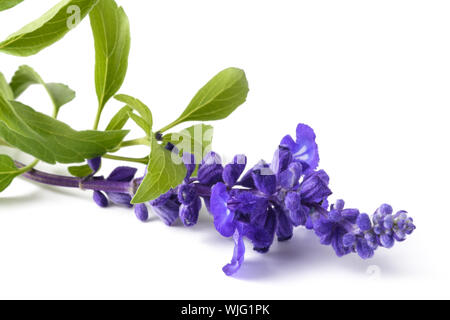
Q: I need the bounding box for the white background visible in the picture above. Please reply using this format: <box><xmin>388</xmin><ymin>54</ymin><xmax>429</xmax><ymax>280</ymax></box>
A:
<box><xmin>0</xmin><ymin>0</ymin><xmax>449</xmax><ymax>299</ymax></box>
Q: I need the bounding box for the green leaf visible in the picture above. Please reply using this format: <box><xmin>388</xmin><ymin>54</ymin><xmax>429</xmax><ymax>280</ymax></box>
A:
<box><xmin>68</xmin><ymin>164</ymin><xmax>94</xmax><ymax>177</ymax></box>
<box><xmin>90</xmin><ymin>0</ymin><xmax>130</xmax><ymax>112</ymax></box>
<box><xmin>0</xmin><ymin>0</ymin><xmax>99</xmax><ymax>56</ymax></box>
<box><xmin>0</xmin><ymin>154</ymin><xmax>21</xmax><ymax>192</ymax></box>
<box><xmin>106</xmin><ymin>105</ymin><xmax>132</xmax><ymax>131</ymax></box>
<box><xmin>0</xmin><ymin>95</ymin><xmax>129</xmax><ymax>164</ymax></box>
<box><xmin>10</xmin><ymin>65</ymin><xmax>76</xmax><ymax>116</ymax></box>
<box><xmin>115</xmin><ymin>94</ymin><xmax>153</xmax><ymax>136</ymax></box>
<box><xmin>0</xmin><ymin>72</ymin><xmax>14</xmax><ymax>100</ymax></box>
<box><xmin>128</xmin><ymin>112</ymin><xmax>151</xmax><ymax>136</ymax></box>
<box><xmin>160</xmin><ymin>68</ymin><xmax>249</xmax><ymax>132</ymax></box>
<box><xmin>163</xmin><ymin>124</ymin><xmax>213</xmax><ymax>163</ymax></box>
<box><xmin>132</xmin><ymin>138</ymin><xmax>187</xmax><ymax>203</ymax></box>
<box><xmin>0</xmin><ymin>0</ymin><xmax>24</xmax><ymax>12</ymax></box>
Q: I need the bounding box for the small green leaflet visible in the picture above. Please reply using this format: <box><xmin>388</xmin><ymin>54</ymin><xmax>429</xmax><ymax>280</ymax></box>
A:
<box><xmin>68</xmin><ymin>164</ymin><xmax>94</xmax><ymax>177</ymax></box>
<box><xmin>163</xmin><ymin>124</ymin><xmax>213</xmax><ymax>163</ymax></box>
<box><xmin>90</xmin><ymin>0</ymin><xmax>131</xmax><ymax>112</ymax></box>
<box><xmin>0</xmin><ymin>72</ymin><xmax>14</xmax><ymax>100</ymax></box>
<box><xmin>0</xmin><ymin>154</ymin><xmax>21</xmax><ymax>192</ymax></box>
<box><xmin>0</xmin><ymin>0</ymin><xmax>99</xmax><ymax>56</ymax></box>
<box><xmin>115</xmin><ymin>94</ymin><xmax>153</xmax><ymax>136</ymax></box>
<box><xmin>0</xmin><ymin>96</ymin><xmax>129</xmax><ymax>164</ymax></box>
<box><xmin>0</xmin><ymin>0</ymin><xmax>24</xmax><ymax>12</ymax></box>
<box><xmin>10</xmin><ymin>65</ymin><xmax>76</xmax><ymax>116</ymax></box>
<box><xmin>161</xmin><ymin>68</ymin><xmax>249</xmax><ymax>132</ymax></box>
<box><xmin>132</xmin><ymin>138</ymin><xmax>187</xmax><ymax>203</ymax></box>
<box><xmin>106</xmin><ymin>105</ymin><xmax>132</xmax><ymax>131</ymax></box>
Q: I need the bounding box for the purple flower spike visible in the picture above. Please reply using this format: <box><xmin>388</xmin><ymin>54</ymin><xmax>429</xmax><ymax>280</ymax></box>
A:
<box><xmin>222</xmin><ymin>154</ymin><xmax>247</xmax><ymax>187</ymax></box>
<box><xmin>280</xmin><ymin>123</ymin><xmax>319</xmax><ymax>174</ymax></box>
<box><xmin>107</xmin><ymin>166</ymin><xmax>138</xmax><ymax>182</ymax></box>
<box><xmin>134</xmin><ymin>203</ymin><xmax>149</xmax><ymax>222</ymax></box>
<box><xmin>180</xmin><ymin>197</ymin><xmax>202</xmax><ymax>227</ymax></box>
<box><xmin>222</xmin><ymin>227</ymin><xmax>246</xmax><ymax>276</ymax></box>
<box><xmin>88</xmin><ymin>157</ymin><xmax>102</xmax><ymax>173</ymax></box>
<box><xmin>198</xmin><ymin>152</ymin><xmax>224</xmax><ymax>186</ymax></box>
<box><xmin>93</xmin><ymin>190</ymin><xmax>108</xmax><ymax>208</ymax></box>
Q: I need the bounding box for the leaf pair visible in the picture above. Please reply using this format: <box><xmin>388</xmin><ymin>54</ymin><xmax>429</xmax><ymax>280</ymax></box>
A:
<box><xmin>0</xmin><ymin>95</ymin><xmax>128</xmax><ymax>164</ymax></box>
<box><xmin>112</xmin><ymin>94</ymin><xmax>187</xmax><ymax>204</ymax></box>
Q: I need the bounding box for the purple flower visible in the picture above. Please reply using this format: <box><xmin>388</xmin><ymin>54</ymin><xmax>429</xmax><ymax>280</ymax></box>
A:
<box><xmin>93</xmin><ymin>190</ymin><xmax>108</xmax><ymax>208</ymax></box>
<box><xmin>149</xmin><ymin>190</ymin><xmax>181</xmax><ymax>226</ymax></box>
<box><xmin>280</xmin><ymin>123</ymin><xmax>319</xmax><ymax>174</ymax></box>
<box><xmin>105</xmin><ymin>166</ymin><xmax>137</xmax><ymax>207</ymax></box>
<box><xmin>222</xmin><ymin>155</ymin><xmax>247</xmax><ymax>187</ymax></box>
<box><xmin>198</xmin><ymin>152</ymin><xmax>224</xmax><ymax>186</ymax></box>
<box><xmin>87</xmin><ymin>122</ymin><xmax>415</xmax><ymax>277</ymax></box>
<box><xmin>313</xmin><ymin>200</ymin><xmax>358</xmax><ymax>257</ymax></box>
<box><xmin>91</xmin><ymin>166</ymin><xmax>137</xmax><ymax>209</ymax></box>
<box><xmin>180</xmin><ymin>197</ymin><xmax>202</xmax><ymax>227</ymax></box>
<box><xmin>134</xmin><ymin>203</ymin><xmax>149</xmax><ymax>222</ymax></box>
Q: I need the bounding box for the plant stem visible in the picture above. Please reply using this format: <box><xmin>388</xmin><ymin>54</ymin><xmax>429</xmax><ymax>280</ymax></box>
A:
<box><xmin>157</xmin><ymin>120</ymin><xmax>181</xmax><ymax>134</ymax></box>
<box><xmin>102</xmin><ymin>154</ymin><xmax>149</xmax><ymax>164</ymax></box>
<box><xmin>16</xmin><ymin>161</ymin><xmax>131</xmax><ymax>194</ymax></box>
<box><xmin>93</xmin><ymin>106</ymin><xmax>102</xmax><ymax>130</ymax></box>
<box><xmin>17</xmin><ymin>159</ymin><xmax>40</xmax><ymax>175</ymax></box>
<box><xmin>120</xmin><ymin>137</ymin><xmax>150</xmax><ymax>148</ymax></box>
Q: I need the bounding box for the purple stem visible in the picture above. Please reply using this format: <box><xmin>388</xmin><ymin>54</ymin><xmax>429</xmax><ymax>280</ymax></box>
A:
<box><xmin>16</xmin><ymin>161</ymin><xmax>131</xmax><ymax>194</ymax></box>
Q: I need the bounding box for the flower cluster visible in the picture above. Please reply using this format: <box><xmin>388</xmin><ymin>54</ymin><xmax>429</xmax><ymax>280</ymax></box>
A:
<box><xmin>90</xmin><ymin>123</ymin><xmax>415</xmax><ymax>276</ymax></box>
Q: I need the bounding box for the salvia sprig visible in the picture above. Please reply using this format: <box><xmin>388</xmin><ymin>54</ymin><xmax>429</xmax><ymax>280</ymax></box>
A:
<box><xmin>0</xmin><ymin>0</ymin><xmax>415</xmax><ymax>276</ymax></box>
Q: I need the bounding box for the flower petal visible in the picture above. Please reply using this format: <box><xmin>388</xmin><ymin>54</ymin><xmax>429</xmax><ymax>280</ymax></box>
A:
<box><xmin>275</xmin><ymin>205</ymin><xmax>293</xmax><ymax>242</ymax></box>
<box><xmin>252</xmin><ymin>165</ymin><xmax>276</xmax><ymax>195</ymax></box>
<box><xmin>293</xmin><ymin>123</ymin><xmax>319</xmax><ymax>173</ymax></box>
<box><xmin>107</xmin><ymin>166</ymin><xmax>138</xmax><ymax>182</ymax></box>
<box><xmin>279</xmin><ymin>162</ymin><xmax>302</xmax><ymax>189</ymax></box>
<box><xmin>177</xmin><ymin>183</ymin><xmax>198</xmax><ymax>205</ymax></box>
<box><xmin>270</xmin><ymin>146</ymin><xmax>293</xmax><ymax>175</ymax></box>
<box><xmin>134</xmin><ymin>203</ymin><xmax>149</xmax><ymax>222</ymax></box>
<box><xmin>106</xmin><ymin>192</ymin><xmax>132</xmax><ymax>207</ymax></box>
<box><xmin>88</xmin><ymin>157</ymin><xmax>102</xmax><ymax>173</ymax></box>
<box><xmin>198</xmin><ymin>152</ymin><xmax>223</xmax><ymax>186</ymax></box>
<box><xmin>222</xmin><ymin>228</ymin><xmax>246</xmax><ymax>276</ymax></box>
<box><xmin>93</xmin><ymin>190</ymin><xmax>108</xmax><ymax>208</ymax></box>
<box><xmin>180</xmin><ymin>197</ymin><xmax>202</xmax><ymax>227</ymax></box>
<box><xmin>210</xmin><ymin>183</ymin><xmax>236</xmax><ymax>237</ymax></box>
<box><xmin>222</xmin><ymin>154</ymin><xmax>247</xmax><ymax>187</ymax></box>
